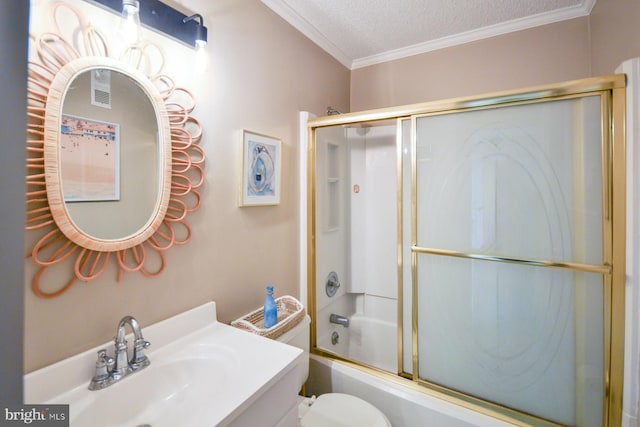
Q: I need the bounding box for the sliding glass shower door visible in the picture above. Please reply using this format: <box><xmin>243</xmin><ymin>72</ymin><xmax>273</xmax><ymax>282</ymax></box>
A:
<box><xmin>309</xmin><ymin>75</ymin><xmax>626</xmax><ymax>426</ymax></box>
<box><xmin>412</xmin><ymin>96</ymin><xmax>608</xmax><ymax>426</ymax></box>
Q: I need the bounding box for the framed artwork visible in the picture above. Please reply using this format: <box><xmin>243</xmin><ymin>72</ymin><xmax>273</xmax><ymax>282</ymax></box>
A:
<box><xmin>240</xmin><ymin>130</ymin><xmax>281</xmax><ymax>206</ymax></box>
<box><xmin>60</xmin><ymin>114</ymin><xmax>120</xmax><ymax>202</ymax></box>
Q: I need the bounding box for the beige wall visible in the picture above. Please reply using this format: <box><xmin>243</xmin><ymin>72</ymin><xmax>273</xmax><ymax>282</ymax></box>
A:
<box><xmin>351</xmin><ymin>1</ymin><xmax>640</xmax><ymax>112</ymax></box>
<box><xmin>351</xmin><ymin>18</ymin><xmax>591</xmax><ymax>111</ymax></box>
<box><xmin>25</xmin><ymin>0</ymin><xmax>349</xmax><ymax>372</ymax></box>
<box><xmin>590</xmin><ymin>0</ymin><xmax>640</xmax><ymax>76</ymax></box>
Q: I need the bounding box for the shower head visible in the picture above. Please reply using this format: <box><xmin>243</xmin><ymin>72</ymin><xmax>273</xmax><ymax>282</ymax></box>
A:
<box><xmin>326</xmin><ymin>106</ymin><xmax>342</xmax><ymax>115</ymax></box>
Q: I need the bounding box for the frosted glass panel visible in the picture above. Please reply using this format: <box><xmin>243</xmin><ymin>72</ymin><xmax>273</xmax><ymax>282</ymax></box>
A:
<box><xmin>417</xmin><ymin>254</ymin><xmax>604</xmax><ymax>426</ymax></box>
<box><xmin>416</xmin><ymin>96</ymin><xmax>603</xmax><ymax>265</ymax></box>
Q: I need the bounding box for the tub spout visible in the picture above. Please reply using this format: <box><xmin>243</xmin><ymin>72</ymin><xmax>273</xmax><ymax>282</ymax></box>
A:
<box><xmin>330</xmin><ymin>313</ymin><xmax>350</xmax><ymax>328</ymax></box>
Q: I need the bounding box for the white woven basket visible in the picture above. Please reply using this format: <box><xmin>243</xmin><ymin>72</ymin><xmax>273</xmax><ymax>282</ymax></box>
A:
<box><xmin>230</xmin><ymin>295</ymin><xmax>305</xmax><ymax>340</ymax></box>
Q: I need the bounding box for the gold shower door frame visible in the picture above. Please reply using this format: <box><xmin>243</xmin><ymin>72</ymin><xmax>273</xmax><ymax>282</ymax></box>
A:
<box><xmin>307</xmin><ymin>74</ymin><xmax>626</xmax><ymax>426</ymax></box>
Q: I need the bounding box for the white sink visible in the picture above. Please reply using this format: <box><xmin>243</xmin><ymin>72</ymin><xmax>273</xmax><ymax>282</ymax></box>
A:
<box><xmin>24</xmin><ymin>302</ymin><xmax>305</xmax><ymax>427</ymax></box>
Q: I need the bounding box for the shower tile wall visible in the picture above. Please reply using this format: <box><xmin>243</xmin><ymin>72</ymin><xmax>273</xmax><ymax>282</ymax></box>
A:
<box><xmin>349</xmin><ymin>125</ymin><xmax>397</xmax><ymax>321</ymax></box>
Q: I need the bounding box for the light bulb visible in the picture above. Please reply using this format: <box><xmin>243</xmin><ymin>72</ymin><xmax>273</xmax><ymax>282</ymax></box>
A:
<box><xmin>195</xmin><ymin>39</ymin><xmax>207</xmax><ymax>72</ymax></box>
<box><xmin>119</xmin><ymin>0</ymin><xmax>141</xmax><ymax>46</ymax></box>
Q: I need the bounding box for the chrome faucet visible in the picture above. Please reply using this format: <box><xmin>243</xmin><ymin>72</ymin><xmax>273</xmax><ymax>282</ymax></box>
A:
<box><xmin>330</xmin><ymin>313</ymin><xmax>350</xmax><ymax>328</ymax></box>
<box><xmin>89</xmin><ymin>315</ymin><xmax>151</xmax><ymax>391</ymax></box>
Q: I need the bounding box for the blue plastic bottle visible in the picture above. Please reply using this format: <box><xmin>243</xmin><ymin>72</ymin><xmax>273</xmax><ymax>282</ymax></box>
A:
<box><xmin>264</xmin><ymin>285</ymin><xmax>278</xmax><ymax>328</ymax></box>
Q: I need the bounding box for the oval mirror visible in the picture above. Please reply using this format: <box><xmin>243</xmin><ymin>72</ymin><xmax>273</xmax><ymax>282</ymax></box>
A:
<box><xmin>44</xmin><ymin>56</ymin><xmax>172</xmax><ymax>252</ymax></box>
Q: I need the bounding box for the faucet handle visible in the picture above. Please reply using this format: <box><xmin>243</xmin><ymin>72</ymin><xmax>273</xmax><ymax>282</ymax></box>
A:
<box><xmin>130</xmin><ymin>338</ymin><xmax>151</xmax><ymax>370</ymax></box>
<box><xmin>88</xmin><ymin>349</ymin><xmax>114</xmax><ymax>390</ymax></box>
<box><xmin>136</xmin><ymin>338</ymin><xmax>151</xmax><ymax>354</ymax></box>
<box><xmin>96</xmin><ymin>349</ymin><xmax>114</xmax><ymax>372</ymax></box>
<box><xmin>135</xmin><ymin>338</ymin><xmax>151</xmax><ymax>352</ymax></box>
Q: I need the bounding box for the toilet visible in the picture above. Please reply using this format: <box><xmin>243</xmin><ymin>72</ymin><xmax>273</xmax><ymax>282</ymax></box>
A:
<box><xmin>275</xmin><ymin>315</ymin><xmax>392</xmax><ymax>427</ymax></box>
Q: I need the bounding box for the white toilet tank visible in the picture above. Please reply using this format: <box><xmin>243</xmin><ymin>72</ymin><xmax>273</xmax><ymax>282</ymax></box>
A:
<box><xmin>276</xmin><ymin>314</ymin><xmax>311</xmax><ymax>390</ymax></box>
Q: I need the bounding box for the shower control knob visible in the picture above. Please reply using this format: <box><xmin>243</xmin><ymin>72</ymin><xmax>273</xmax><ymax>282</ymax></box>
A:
<box><xmin>325</xmin><ymin>271</ymin><xmax>340</xmax><ymax>297</ymax></box>
<box><xmin>331</xmin><ymin>331</ymin><xmax>340</xmax><ymax>345</ymax></box>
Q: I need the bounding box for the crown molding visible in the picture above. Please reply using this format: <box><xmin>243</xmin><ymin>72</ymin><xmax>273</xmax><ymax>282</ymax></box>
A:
<box><xmin>261</xmin><ymin>0</ymin><xmax>352</xmax><ymax>69</ymax></box>
<box><xmin>262</xmin><ymin>0</ymin><xmax>597</xmax><ymax>71</ymax></box>
<box><xmin>352</xmin><ymin>1</ymin><xmax>597</xmax><ymax>69</ymax></box>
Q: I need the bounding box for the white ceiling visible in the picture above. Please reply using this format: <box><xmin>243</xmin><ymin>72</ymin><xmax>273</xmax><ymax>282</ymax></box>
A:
<box><xmin>261</xmin><ymin>0</ymin><xmax>597</xmax><ymax>70</ymax></box>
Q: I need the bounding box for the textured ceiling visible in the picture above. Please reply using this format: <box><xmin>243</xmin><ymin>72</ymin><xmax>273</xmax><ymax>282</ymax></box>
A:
<box><xmin>261</xmin><ymin>0</ymin><xmax>597</xmax><ymax>69</ymax></box>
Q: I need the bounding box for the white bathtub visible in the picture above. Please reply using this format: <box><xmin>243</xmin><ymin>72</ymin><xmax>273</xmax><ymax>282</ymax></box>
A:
<box><xmin>317</xmin><ymin>295</ymin><xmax>398</xmax><ymax>373</ymax></box>
<box><xmin>344</xmin><ymin>313</ymin><xmax>397</xmax><ymax>372</ymax></box>
<box><xmin>307</xmin><ymin>355</ymin><xmax>518</xmax><ymax>427</ymax></box>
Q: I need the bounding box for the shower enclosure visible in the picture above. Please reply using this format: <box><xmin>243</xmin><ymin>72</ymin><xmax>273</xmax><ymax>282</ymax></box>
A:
<box><xmin>307</xmin><ymin>75</ymin><xmax>626</xmax><ymax>426</ymax></box>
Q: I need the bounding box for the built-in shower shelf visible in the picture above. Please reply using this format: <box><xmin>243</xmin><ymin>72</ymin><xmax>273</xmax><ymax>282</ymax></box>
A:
<box><xmin>325</xmin><ymin>141</ymin><xmax>340</xmax><ymax>231</ymax></box>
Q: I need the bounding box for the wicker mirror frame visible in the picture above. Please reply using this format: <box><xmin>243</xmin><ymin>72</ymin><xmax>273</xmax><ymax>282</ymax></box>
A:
<box><xmin>26</xmin><ymin>2</ymin><xmax>205</xmax><ymax>298</ymax></box>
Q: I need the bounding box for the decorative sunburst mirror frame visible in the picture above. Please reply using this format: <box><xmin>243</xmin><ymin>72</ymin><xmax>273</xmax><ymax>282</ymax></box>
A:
<box><xmin>26</xmin><ymin>2</ymin><xmax>205</xmax><ymax>298</ymax></box>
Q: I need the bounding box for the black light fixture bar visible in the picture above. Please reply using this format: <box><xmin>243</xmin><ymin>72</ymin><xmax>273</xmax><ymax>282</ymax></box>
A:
<box><xmin>84</xmin><ymin>0</ymin><xmax>207</xmax><ymax>48</ymax></box>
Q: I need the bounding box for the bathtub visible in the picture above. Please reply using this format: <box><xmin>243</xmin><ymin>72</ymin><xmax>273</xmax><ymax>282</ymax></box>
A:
<box><xmin>312</xmin><ymin>310</ymin><xmax>518</xmax><ymax>426</ymax></box>
<box><xmin>317</xmin><ymin>295</ymin><xmax>398</xmax><ymax>373</ymax></box>
<box><xmin>307</xmin><ymin>354</ymin><xmax>518</xmax><ymax>427</ymax></box>
<box><xmin>340</xmin><ymin>313</ymin><xmax>397</xmax><ymax>373</ymax></box>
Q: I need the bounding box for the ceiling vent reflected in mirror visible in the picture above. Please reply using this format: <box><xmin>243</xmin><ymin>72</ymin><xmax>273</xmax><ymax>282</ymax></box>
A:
<box><xmin>91</xmin><ymin>69</ymin><xmax>112</xmax><ymax>109</ymax></box>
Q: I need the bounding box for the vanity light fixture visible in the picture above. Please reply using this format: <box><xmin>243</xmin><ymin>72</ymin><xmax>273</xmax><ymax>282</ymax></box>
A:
<box><xmin>183</xmin><ymin>14</ymin><xmax>208</xmax><ymax>47</ymax></box>
<box><xmin>84</xmin><ymin>0</ymin><xmax>209</xmax><ymax>50</ymax></box>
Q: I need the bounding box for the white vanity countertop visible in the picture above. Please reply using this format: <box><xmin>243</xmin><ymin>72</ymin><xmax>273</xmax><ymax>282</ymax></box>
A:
<box><xmin>24</xmin><ymin>302</ymin><xmax>304</xmax><ymax>427</ymax></box>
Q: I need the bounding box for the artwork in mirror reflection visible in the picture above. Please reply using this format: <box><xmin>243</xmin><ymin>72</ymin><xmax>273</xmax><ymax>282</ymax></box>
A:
<box><xmin>61</xmin><ymin>114</ymin><xmax>120</xmax><ymax>202</ymax></box>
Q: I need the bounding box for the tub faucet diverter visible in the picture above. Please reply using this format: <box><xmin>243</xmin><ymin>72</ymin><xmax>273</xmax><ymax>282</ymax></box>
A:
<box><xmin>330</xmin><ymin>313</ymin><xmax>350</xmax><ymax>328</ymax></box>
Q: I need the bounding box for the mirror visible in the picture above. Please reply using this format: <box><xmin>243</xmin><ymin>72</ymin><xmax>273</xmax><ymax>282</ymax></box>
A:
<box><xmin>26</xmin><ymin>2</ymin><xmax>205</xmax><ymax>297</ymax></box>
<box><xmin>58</xmin><ymin>63</ymin><xmax>163</xmax><ymax>241</ymax></box>
<box><xmin>44</xmin><ymin>57</ymin><xmax>172</xmax><ymax>251</ymax></box>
